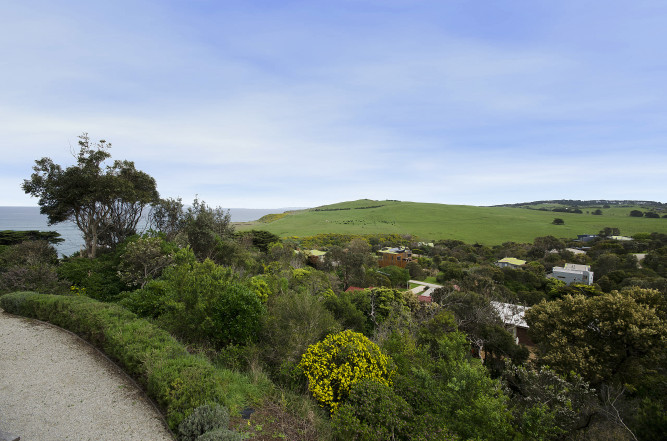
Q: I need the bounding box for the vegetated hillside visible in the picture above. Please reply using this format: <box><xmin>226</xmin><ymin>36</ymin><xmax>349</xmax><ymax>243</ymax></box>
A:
<box><xmin>496</xmin><ymin>199</ymin><xmax>667</xmax><ymax>210</ymax></box>
<box><xmin>236</xmin><ymin>199</ymin><xmax>667</xmax><ymax>245</ymax></box>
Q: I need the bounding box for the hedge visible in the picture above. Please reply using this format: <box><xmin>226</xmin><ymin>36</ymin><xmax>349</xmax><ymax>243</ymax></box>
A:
<box><xmin>0</xmin><ymin>292</ymin><xmax>229</xmax><ymax>431</ymax></box>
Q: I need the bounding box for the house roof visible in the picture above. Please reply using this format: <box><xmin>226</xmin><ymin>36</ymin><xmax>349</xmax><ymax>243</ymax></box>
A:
<box><xmin>490</xmin><ymin>301</ymin><xmax>529</xmax><ymax>328</ymax></box>
<box><xmin>379</xmin><ymin>247</ymin><xmax>410</xmax><ymax>254</ymax></box>
<box><xmin>563</xmin><ymin>263</ymin><xmax>591</xmax><ymax>272</ymax></box>
<box><xmin>497</xmin><ymin>257</ymin><xmax>526</xmax><ymax>266</ymax></box>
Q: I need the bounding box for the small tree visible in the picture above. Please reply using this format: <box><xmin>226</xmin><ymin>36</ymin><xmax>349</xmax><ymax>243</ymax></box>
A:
<box><xmin>630</xmin><ymin>210</ymin><xmax>644</xmax><ymax>217</ymax></box>
<box><xmin>552</xmin><ymin>218</ymin><xmax>564</xmax><ymax>225</ymax></box>
<box><xmin>181</xmin><ymin>198</ymin><xmax>233</xmax><ymax>261</ymax></box>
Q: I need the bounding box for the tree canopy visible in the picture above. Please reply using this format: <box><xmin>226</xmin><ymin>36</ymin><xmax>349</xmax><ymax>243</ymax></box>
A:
<box><xmin>22</xmin><ymin>133</ymin><xmax>158</xmax><ymax>257</ymax></box>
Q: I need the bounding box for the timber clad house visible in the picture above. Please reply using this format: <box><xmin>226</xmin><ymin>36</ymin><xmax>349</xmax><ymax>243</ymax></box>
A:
<box><xmin>378</xmin><ymin>247</ymin><xmax>413</xmax><ymax>268</ymax></box>
<box><xmin>550</xmin><ymin>263</ymin><xmax>594</xmax><ymax>285</ymax></box>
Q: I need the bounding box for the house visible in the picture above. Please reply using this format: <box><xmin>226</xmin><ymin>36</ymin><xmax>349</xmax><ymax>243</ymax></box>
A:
<box><xmin>550</xmin><ymin>263</ymin><xmax>594</xmax><ymax>285</ymax></box>
<box><xmin>490</xmin><ymin>301</ymin><xmax>533</xmax><ymax>346</ymax></box>
<box><xmin>304</xmin><ymin>249</ymin><xmax>327</xmax><ymax>265</ymax></box>
<box><xmin>577</xmin><ymin>234</ymin><xmax>598</xmax><ymax>243</ymax></box>
<box><xmin>609</xmin><ymin>235</ymin><xmax>633</xmax><ymax>241</ymax></box>
<box><xmin>495</xmin><ymin>257</ymin><xmax>526</xmax><ymax>269</ymax></box>
<box><xmin>378</xmin><ymin>247</ymin><xmax>413</xmax><ymax>268</ymax></box>
<box><xmin>566</xmin><ymin>247</ymin><xmax>587</xmax><ymax>255</ymax></box>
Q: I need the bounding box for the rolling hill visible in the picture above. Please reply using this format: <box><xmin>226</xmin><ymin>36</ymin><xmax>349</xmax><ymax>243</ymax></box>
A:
<box><xmin>236</xmin><ymin>199</ymin><xmax>667</xmax><ymax>245</ymax></box>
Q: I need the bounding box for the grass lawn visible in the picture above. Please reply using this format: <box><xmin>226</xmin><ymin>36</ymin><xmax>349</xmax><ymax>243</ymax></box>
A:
<box><xmin>237</xmin><ymin>199</ymin><xmax>667</xmax><ymax>245</ymax></box>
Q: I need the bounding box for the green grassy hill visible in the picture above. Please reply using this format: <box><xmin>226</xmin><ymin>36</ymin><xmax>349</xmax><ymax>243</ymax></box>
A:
<box><xmin>236</xmin><ymin>199</ymin><xmax>667</xmax><ymax>245</ymax></box>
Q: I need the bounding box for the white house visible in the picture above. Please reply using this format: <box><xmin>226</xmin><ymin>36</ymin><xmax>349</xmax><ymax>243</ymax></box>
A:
<box><xmin>551</xmin><ymin>263</ymin><xmax>594</xmax><ymax>285</ymax></box>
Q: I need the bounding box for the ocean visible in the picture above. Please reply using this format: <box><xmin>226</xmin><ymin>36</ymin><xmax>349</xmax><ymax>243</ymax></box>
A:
<box><xmin>0</xmin><ymin>206</ymin><xmax>298</xmax><ymax>256</ymax></box>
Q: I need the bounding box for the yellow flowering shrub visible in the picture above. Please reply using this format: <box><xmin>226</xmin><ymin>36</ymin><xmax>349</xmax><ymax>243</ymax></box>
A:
<box><xmin>298</xmin><ymin>329</ymin><xmax>394</xmax><ymax>413</ymax></box>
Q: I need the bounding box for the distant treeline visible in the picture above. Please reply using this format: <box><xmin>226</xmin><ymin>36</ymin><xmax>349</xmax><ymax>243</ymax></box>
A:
<box><xmin>497</xmin><ymin>199</ymin><xmax>666</xmax><ymax>209</ymax></box>
<box><xmin>0</xmin><ymin>230</ymin><xmax>63</xmax><ymax>246</ymax></box>
<box><xmin>311</xmin><ymin>205</ymin><xmax>385</xmax><ymax>212</ymax></box>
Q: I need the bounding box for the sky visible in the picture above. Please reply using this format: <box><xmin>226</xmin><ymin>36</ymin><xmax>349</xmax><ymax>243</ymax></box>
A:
<box><xmin>2</xmin><ymin>0</ymin><xmax>666</xmax><ymax>208</ymax></box>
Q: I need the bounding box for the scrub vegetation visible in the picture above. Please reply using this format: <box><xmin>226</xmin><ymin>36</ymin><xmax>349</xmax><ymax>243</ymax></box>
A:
<box><xmin>2</xmin><ymin>137</ymin><xmax>666</xmax><ymax>440</ymax></box>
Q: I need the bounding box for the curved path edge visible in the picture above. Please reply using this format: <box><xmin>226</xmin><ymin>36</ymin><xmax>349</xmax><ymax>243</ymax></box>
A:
<box><xmin>0</xmin><ymin>308</ymin><xmax>175</xmax><ymax>441</ymax></box>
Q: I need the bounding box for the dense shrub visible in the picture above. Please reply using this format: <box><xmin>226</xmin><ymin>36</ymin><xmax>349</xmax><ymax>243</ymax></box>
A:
<box><xmin>383</xmin><ymin>313</ymin><xmax>517</xmax><ymax>441</ymax></box>
<box><xmin>0</xmin><ymin>263</ymin><xmax>69</xmax><ymax>294</ymax></box>
<box><xmin>332</xmin><ymin>379</ymin><xmax>413</xmax><ymax>441</ymax></box>
<box><xmin>57</xmin><ymin>253</ymin><xmax>126</xmax><ymax>301</ymax></box>
<box><xmin>298</xmin><ymin>329</ymin><xmax>394</xmax><ymax>413</ymax></box>
<box><xmin>323</xmin><ymin>290</ymin><xmax>367</xmax><ymax>333</ymax></box>
<box><xmin>260</xmin><ymin>290</ymin><xmax>340</xmax><ymax>385</ymax></box>
<box><xmin>121</xmin><ymin>251</ymin><xmax>265</xmax><ymax>348</ymax></box>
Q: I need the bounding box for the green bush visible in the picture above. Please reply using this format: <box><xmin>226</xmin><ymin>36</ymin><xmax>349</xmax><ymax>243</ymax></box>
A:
<box><xmin>122</xmin><ymin>253</ymin><xmax>265</xmax><ymax>349</ymax></box>
<box><xmin>0</xmin><ymin>292</ymin><xmax>232</xmax><ymax>430</ymax></box>
<box><xmin>178</xmin><ymin>404</ymin><xmax>229</xmax><ymax>441</ymax></box>
<box><xmin>260</xmin><ymin>290</ymin><xmax>340</xmax><ymax>382</ymax></box>
<box><xmin>332</xmin><ymin>379</ymin><xmax>413</xmax><ymax>440</ymax></box>
<box><xmin>57</xmin><ymin>253</ymin><xmax>126</xmax><ymax>301</ymax></box>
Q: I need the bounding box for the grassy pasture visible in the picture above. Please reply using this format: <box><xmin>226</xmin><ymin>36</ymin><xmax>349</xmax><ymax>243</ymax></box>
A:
<box><xmin>237</xmin><ymin>199</ymin><xmax>667</xmax><ymax>245</ymax></box>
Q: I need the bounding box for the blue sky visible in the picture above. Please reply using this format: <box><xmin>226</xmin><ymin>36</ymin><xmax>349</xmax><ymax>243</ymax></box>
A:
<box><xmin>2</xmin><ymin>0</ymin><xmax>666</xmax><ymax>208</ymax></box>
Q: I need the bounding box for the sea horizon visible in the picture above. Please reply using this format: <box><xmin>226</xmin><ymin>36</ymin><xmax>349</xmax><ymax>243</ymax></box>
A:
<box><xmin>0</xmin><ymin>206</ymin><xmax>303</xmax><ymax>256</ymax></box>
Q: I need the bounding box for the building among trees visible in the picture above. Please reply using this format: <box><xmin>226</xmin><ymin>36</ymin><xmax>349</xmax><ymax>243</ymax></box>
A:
<box><xmin>550</xmin><ymin>263</ymin><xmax>594</xmax><ymax>285</ymax></box>
<box><xmin>495</xmin><ymin>257</ymin><xmax>526</xmax><ymax>269</ymax></box>
<box><xmin>377</xmin><ymin>247</ymin><xmax>412</xmax><ymax>268</ymax></box>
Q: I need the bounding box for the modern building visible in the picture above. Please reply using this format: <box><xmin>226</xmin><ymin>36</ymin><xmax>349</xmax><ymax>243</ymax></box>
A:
<box><xmin>551</xmin><ymin>263</ymin><xmax>594</xmax><ymax>285</ymax></box>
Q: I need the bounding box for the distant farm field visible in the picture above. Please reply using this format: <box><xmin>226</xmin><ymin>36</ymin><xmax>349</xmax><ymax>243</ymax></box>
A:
<box><xmin>236</xmin><ymin>199</ymin><xmax>667</xmax><ymax>245</ymax></box>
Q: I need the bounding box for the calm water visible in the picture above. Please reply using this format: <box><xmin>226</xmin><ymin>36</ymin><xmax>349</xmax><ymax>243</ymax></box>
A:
<box><xmin>0</xmin><ymin>206</ymin><xmax>299</xmax><ymax>256</ymax></box>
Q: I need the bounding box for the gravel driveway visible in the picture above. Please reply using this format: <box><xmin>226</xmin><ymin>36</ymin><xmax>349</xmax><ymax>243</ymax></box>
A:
<box><xmin>0</xmin><ymin>309</ymin><xmax>174</xmax><ymax>441</ymax></box>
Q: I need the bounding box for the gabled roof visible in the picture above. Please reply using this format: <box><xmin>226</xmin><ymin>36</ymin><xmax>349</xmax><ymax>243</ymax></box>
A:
<box><xmin>379</xmin><ymin>247</ymin><xmax>410</xmax><ymax>254</ymax></box>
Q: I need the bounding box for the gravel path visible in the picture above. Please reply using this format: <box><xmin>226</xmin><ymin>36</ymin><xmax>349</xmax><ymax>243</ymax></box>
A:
<box><xmin>0</xmin><ymin>309</ymin><xmax>174</xmax><ymax>441</ymax></box>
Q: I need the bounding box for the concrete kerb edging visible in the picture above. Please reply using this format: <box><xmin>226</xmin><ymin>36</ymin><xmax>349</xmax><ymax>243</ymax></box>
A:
<box><xmin>0</xmin><ymin>308</ymin><xmax>176</xmax><ymax>440</ymax></box>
